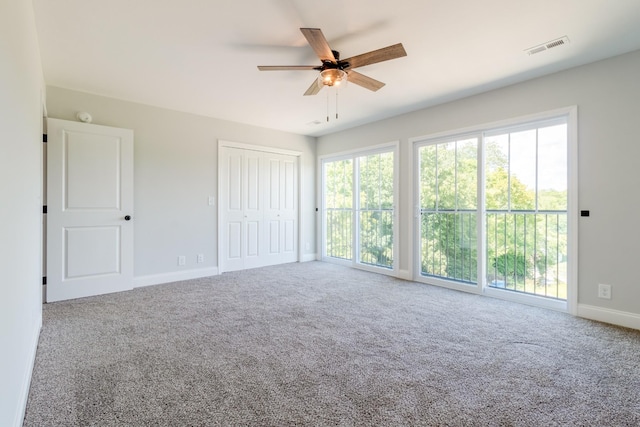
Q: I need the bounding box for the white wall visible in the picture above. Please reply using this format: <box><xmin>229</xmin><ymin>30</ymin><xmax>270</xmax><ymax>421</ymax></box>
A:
<box><xmin>0</xmin><ymin>1</ymin><xmax>45</xmax><ymax>426</ymax></box>
<box><xmin>318</xmin><ymin>49</ymin><xmax>640</xmax><ymax>329</ymax></box>
<box><xmin>45</xmin><ymin>87</ymin><xmax>317</xmax><ymax>283</ymax></box>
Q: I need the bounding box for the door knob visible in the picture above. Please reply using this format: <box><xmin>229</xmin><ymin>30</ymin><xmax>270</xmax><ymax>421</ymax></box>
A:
<box><xmin>124</xmin><ymin>215</ymin><xmax>131</xmax><ymax>221</ymax></box>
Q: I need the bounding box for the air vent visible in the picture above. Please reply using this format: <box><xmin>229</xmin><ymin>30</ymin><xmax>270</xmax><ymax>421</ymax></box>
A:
<box><xmin>525</xmin><ymin>36</ymin><xmax>570</xmax><ymax>56</ymax></box>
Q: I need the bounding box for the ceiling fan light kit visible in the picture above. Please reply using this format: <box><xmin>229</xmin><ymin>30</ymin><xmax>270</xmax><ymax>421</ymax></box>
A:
<box><xmin>319</xmin><ymin>68</ymin><xmax>347</xmax><ymax>87</ymax></box>
<box><xmin>258</xmin><ymin>28</ymin><xmax>407</xmax><ymax>96</ymax></box>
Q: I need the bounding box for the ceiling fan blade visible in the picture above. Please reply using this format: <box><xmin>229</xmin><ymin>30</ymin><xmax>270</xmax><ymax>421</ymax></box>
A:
<box><xmin>343</xmin><ymin>43</ymin><xmax>407</xmax><ymax>69</ymax></box>
<box><xmin>300</xmin><ymin>28</ymin><xmax>336</xmax><ymax>62</ymax></box>
<box><xmin>258</xmin><ymin>65</ymin><xmax>318</xmax><ymax>71</ymax></box>
<box><xmin>346</xmin><ymin>70</ymin><xmax>385</xmax><ymax>91</ymax></box>
<box><xmin>303</xmin><ymin>78</ymin><xmax>323</xmax><ymax>96</ymax></box>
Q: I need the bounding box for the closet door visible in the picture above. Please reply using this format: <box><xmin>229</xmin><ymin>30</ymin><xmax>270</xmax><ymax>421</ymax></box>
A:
<box><xmin>243</xmin><ymin>151</ymin><xmax>264</xmax><ymax>269</ymax></box>
<box><xmin>220</xmin><ymin>147</ymin><xmax>264</xmax><ymax>271</ymax></box>
<box><xmin>220</xmin><ymin>147</ymin><xmax>245</xmax><ymax>272</ymax></box>
<box><xmin>219</xmin><ymin>145</ymin><xmax>298</xmax><ymax>272</ymax></box>
<box><xmin>264</xmin><ymin>153</ymin><xmax>298</xmax><ymax>266</ymax></box>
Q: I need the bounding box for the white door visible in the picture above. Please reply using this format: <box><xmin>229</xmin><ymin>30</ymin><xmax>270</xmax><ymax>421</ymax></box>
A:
<box><xmin>46</xmin><ymin>118</ymin><xmax>134</xmax><ymax>302</ymax></box>
<box><xmin>242</xmin><ymin>150</ymin><xmax>264</xmax><ymax>269</ymax></box>
<box><xmin>219</xmin><ymin>145</ymin><xmax>298</xmax><ymax>272</ymax></box>
<box><xmin>264</xmin><ymin>153</ymin><xmax>298</xmax><ymax>266</ymax></box>
<box><xmin>220</xmin><ymin>147</ymin><xmax>264</xmax><ymax>271</ymax></box>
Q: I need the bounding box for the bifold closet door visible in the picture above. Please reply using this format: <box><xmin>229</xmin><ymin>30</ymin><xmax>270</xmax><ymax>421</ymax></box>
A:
<box><xmin>264</xmin><ymin>153</ymin><xmax>298</xmax><ymax>266</ymax></box>
<box><xmin>220</xmin><ymin>146</ymin><xmax>298</xmax><ymax>272</ymax></box>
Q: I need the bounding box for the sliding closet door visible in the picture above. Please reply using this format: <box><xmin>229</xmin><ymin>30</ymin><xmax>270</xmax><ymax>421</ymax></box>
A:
<box><xmin>219</xmin><ymin>145</ymin><xmax>299</xmax><ymax>272</ymax></box>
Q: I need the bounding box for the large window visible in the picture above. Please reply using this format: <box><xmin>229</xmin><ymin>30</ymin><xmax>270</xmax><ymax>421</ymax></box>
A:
<box><xmin>416</xmin><ymin>115</ymin><xmax>570</xmax><ymax>304</ymax></box>
<box><xmin>322</xmin><ymin>146</ymin><xmax>397</xmax><ymax>271</ymax></box>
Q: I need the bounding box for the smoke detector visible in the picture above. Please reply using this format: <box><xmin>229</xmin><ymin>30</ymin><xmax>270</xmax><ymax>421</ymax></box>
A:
<box><xmin>525</xmin><ymin>36</ymin><xmax>570</xmax><ymax>56</ymax></box>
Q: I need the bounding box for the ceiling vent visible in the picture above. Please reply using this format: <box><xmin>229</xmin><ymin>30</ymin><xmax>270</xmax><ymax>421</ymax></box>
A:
<box><xmin>525</xmin><ymin>36</ymin><xmax>570</xmax><ymax>56</ymax></box>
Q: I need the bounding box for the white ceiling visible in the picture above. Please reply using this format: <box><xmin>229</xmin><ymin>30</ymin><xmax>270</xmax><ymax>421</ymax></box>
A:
<box><xmin>33</xmin><ymin>0</ymin><xmax>640</xmax><ymax>137</ymax></box>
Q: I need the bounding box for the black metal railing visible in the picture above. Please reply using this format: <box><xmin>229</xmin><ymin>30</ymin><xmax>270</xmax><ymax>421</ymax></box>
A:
<box><xmin>420</xmin><ymin>211</ymin><xmax>478</xmax><ymax>284</ymax></box>
<box><xmin>358</xmin><ymin>209</ymin><xmax>393</xmax><ymax>268</ymax></box>
<box><xmin>325</xmin><ymin>209</ymin><xmax>353</xmax><ymax>260</ymax></box>
<box><xmin>486</xmin><ymin>211</ymin><xmax>567</xmax><ymax>300</ymax></box>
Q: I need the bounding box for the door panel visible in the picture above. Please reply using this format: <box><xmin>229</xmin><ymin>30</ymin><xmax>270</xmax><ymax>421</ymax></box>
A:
<box><xmin>65</xmin><ymin>133</ymin><xmax>121</xmax><ymax>209</ymax></box>
<box><xmin>220</xmin><ymin>148</ymin><xmax>245</xmax><ymax>271</ymax></box>
<box><xmin>269</xmin><ymin>221</ymin><xmax>280</xmax><ymax>254</ymax></box>
<box><xmin>65</xmin><ymin>226</ymin><xmax>120</xmax><ymax>278</ymax></box>
<box><xmin>227</xmin><ymin>222</ymin><xmax>242</xmax><ymax>259</ymax></box>
<box><xmin>47</xmin><ymin>118</ymin><xmax>133</xmax><ymax>302</ymax></box>
<box><xmin>284</xmin><ymin>220</ymin><xmax>296</xmax><ymax>253</ymax></box>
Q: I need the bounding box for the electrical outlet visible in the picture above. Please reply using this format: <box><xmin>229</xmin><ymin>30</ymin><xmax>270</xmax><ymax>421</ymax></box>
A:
<box><xmin>208</xmin><ymin>196</ymin><xmax>215</xmax><ymax>206</ymax></box>
<box><xmin>305</xmin><ymin>242</ymin><xmax>310</xmax><ymax>251</ymax></box>
<box><xmin>197</xmin><ymin>254</ymin><xmax>204</xmax><ymax>263</ymax></box>
<box><xmin>598</xmin><ymin>283</ymin><xmax>612</xmax><ymax>299</ymax></box>
<box><xmin>178</xmin><ymin>256</ymin><xmax>186</xmax><ymax>266</ymax></box>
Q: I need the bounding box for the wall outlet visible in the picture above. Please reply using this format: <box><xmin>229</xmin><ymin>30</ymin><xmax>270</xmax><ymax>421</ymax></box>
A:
<box><xmin>305</xmin><ymin>242</ymin><xmax>310</xmax><ymax>251</ymax></box>
<box><xmin>178</xmin><ymin>256</ymin><xmax>186</xmax><ymax>266</ymax></box>
<box><xmin>598</xmin><ymin>283</ymin><xmax>612</xmax><ymax>299</ymax></box>
<box><xmin>197</xmin><ymin>254</ymin><xmax>204</xmax><ymax>263</ymax></box>
<box><xmin>208</xmin><ymin>195</ymin><xmax>215</xmax><ymax>206</ymax></box>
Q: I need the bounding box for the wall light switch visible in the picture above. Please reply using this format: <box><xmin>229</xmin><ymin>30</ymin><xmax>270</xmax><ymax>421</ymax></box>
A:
<box><xmin>208</xmin><ymin>196</ymin><xmax>215</xmax><ymax>206</ymax></box>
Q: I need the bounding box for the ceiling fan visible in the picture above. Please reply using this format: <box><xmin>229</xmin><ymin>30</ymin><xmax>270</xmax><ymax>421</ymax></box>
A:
<box><xmin>258</xmin><ymin>28</ymin><xmax>407</xmax><ymax>96</ymax></box>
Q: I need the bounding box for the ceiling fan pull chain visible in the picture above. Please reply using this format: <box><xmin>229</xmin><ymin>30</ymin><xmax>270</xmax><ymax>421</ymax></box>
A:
<box><xmin>326</xmin><ymin>89</ymin><xmax>330</xmax><ymax>122</ymax></box>
<box><xmin>336</xmin><ymin>90</ymin><xmax>339</xmax><ymax>120</ymax></box>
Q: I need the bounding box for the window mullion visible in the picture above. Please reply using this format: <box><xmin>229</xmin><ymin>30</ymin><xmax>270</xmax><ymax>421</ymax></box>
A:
<box><xmin>478</xmin><ymin>132</ymin><xmax>487</xmax><ymax>291</ymax></box>
<box><xmin>353</xmin><ymin>157</ymin><xmax>360</xmax><ymax>266</ymax></box>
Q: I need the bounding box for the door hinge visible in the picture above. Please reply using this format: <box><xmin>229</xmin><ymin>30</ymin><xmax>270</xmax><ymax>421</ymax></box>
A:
<box><xmin>43</xmin><ymin>134</ymin><xmax>47</xmax><ymax>143</ymax></box>
<box><xmin>43</xmin><ymin>205</ymin><xmax>47</xmax><ymax>214</ymax></box>
<box><xmin>42</xmin><ymin>276</ymin><xmax>47</xmax><ymax>285</ymax></box>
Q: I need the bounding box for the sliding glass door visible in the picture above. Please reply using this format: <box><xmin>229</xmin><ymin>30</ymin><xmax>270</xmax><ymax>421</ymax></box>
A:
<box><xmin>416</xmin><ymin>115</ymin><xmax>570</xmax><ymax>306</ymax></box>
<box><xmin>322</xmin><ymin>146</ymin><xmax>397</xmax><ymax>272</ymax></box>
<box><xmin>484</xmin><ymin>119</ymin><xmax>568</xmax><ymax>299</ymax></box>
<box><xmin>418</xmin><ymin>137</ymin><xmax>479</xmax><ymax>283</ymax></box>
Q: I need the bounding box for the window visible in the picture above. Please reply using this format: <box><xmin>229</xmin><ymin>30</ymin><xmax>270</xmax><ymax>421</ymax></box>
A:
<box><xmin>322</xmin><ymin>145</ymin><xmax>397</xmax><ymax>271</ymax></box>
<box><xmin>415</xmin><ymin>113</ymin><xmax>572</xmax><ymax>307</ymax></box>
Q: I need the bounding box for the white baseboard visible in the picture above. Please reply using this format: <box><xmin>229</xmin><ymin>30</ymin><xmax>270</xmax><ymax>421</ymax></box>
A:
<box><xmin>301</xmin><ymin>253</ymin><xmax>318</xmax><ymax>262</ymax></box>
<box><xmin>578</xmin><ymin>304</ymin><xmax>640</xmax><ymax>330</ymax></box>
<box><xmin>14</xmin><ymin>315</ymin><xmax>41</xmax><ymax>427</ymax></box>
<box><xmin>134</xmin><ymin>267</ymin><xmax>219</xmax><ymax>288</ymax></box>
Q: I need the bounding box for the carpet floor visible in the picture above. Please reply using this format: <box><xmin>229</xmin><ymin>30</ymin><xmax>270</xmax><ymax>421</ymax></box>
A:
<box><xmin>24</xmin><ymin>262</ymin><xmax>640</xmax><ymax>426</ymax></box>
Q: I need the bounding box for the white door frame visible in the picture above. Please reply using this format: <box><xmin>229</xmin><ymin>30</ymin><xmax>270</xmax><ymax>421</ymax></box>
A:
<box><xmin>217</xmin><ymin>140</ymin><xmax>302</xmax><ymax>273</ymax></box>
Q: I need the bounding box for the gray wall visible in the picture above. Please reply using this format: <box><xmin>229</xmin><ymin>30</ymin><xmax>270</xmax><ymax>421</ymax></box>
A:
<box><xmin>45</xmin><ymin>87</ymin><xmax>317</xmax><ymax>279</ymax></box>
<box><xmin>318</xmin><ymin>49</ymin><xmax>640</xmax><ymax>323</ymax></box>
<box><xmin>0</xmin><ymin>1</ymin><xmax>44</xmax><ymax>425</ymax></box>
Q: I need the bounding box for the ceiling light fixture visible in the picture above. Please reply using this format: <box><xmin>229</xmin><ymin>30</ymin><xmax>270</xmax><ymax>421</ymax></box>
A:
<box><xmin>319</xmin><ymin>68</ymin><xmax>347</xmax><ymax>87</ymax></box>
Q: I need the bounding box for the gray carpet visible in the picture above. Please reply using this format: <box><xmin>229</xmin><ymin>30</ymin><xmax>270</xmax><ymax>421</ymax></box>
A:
<box><xmin>24</xmin><ymin>261</ymin><xmax>640</xmax><ymax>426</ymax></box>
